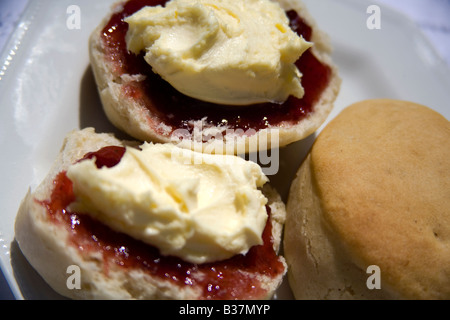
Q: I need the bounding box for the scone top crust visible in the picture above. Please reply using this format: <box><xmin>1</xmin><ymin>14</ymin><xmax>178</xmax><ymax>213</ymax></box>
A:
<box><xmin>311</xmin><ymin>99</ymin><xmax>450</xmax><ymax>299</ymax></box>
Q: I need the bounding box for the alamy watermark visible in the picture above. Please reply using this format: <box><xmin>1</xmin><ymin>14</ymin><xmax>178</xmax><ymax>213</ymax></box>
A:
<box><xmin>65</xmin><ymin>4</ymin><xmax>382</xmax><ymax>30</ymax></box>
<box><xmin>66</xmin><ymin>5</ymin><xmax>81</xmax><ymax>30</ymax></box>
<box><xmin>65</xmin><ymin>264</ymin><xmax>381</xmax><ymax>291</ymax></box>
<box><xmin>170</xmin><ymin>126</ymin><xmax>280</xmax><ymax>176</ymax></box>
<box><xmin>366</xmin><ymin>265</ymin><xmax>381</xmax><ymax>290</ymax></box>
<box><xmin>65</xmin><ymin>4</ymin><xmax>382</xmax><ymax>33</ymax></box>
<box><xmin>66</xmin><ymin>265</ymin><xmax>81</xmax><ymax>290</ymax></box>
<box><xmin>367</xmin><ymin>5</ymin><xmax>381</xmax><ymax>30</ymax></box>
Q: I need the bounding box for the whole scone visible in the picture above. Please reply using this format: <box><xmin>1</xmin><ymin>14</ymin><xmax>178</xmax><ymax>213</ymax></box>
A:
<box><xmin>284</xmin><ymin>99</ymin><xmax>450</xmax><ymax>300</ymax></box>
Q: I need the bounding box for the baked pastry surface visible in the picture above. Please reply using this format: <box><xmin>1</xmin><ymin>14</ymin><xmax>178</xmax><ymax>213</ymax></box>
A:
<box><xmin>284</xmin><ymin>99</ymin><xmax>450</xmax><ymax>299</ymax></box>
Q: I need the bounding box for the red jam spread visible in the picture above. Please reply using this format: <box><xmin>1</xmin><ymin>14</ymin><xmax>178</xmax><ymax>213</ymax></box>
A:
<box><xmin>38</xmin><ymin>146</ymin><xmax>285</xmax><ymax>300</ymax></box>
<box><xmin>100</xmin><ymin>0</ymin><xmax>332</xmax><ymax>134</ymax></box>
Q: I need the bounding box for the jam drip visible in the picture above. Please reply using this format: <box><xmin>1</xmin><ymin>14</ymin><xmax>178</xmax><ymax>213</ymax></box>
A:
<box><xmin>39</xmin><ymin>146</ymin><xmax>285</xmax><ymax>300</ymax></box>
<box><xmin>100</xmin><ymin>0</ymin><xmax>332</xmax><ymax>134</ymax></box>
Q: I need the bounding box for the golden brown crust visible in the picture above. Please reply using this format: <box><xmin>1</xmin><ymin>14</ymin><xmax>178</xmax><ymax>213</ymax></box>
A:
<box><xmin>88</xmin><ymin>0</ymin><xmax>341</xmax><ymax>154</ymax></box>
<box><xmin>284</xmin><ymin>99</ymin><xmax>450</xmax><ymax>299</ymax></box>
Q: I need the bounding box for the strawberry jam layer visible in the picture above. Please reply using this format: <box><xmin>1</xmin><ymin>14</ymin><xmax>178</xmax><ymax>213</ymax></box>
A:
<box><xmin>39</xmin><ymin>146</ymin><xmax>285</xmax><ymax>300</ymax></box>
<box><xmin>101</xmin><ymin>0</ymin><xmax>332</xmax><ymax>133</ymax></box>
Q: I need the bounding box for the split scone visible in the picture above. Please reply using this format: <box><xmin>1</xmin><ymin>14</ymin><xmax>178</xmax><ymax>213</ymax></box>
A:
<box><xmin>89</xmin><ymin>0</ymin><xmax>341</xmax><ymax>154</ymax></box>
<box><xmin>284</xmin><ymin>99</ymin><xmax>450</xmax><ymax>300</ymax></box>
<box><xmin>15</xmin><ymin>128</ymin><xmax>287</xmax><ymax>299</ymax></box>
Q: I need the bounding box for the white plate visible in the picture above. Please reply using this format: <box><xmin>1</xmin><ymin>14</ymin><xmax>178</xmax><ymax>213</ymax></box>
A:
<box><xmin>1</xmin><ymin>0</ymin><xmax>449</xmax><ymax>300</ymax></box>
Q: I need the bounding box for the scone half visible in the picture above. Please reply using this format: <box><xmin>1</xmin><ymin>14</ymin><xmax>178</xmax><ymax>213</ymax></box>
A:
<box><xmin>88</xmin><ymin>0</ymin><xmax>341</xmax><ymax>154</ymax></box>
<box><xmin>15</xmin><ymin>128</ymin><xmax>287</xmax><ymax>300</ymax></box>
